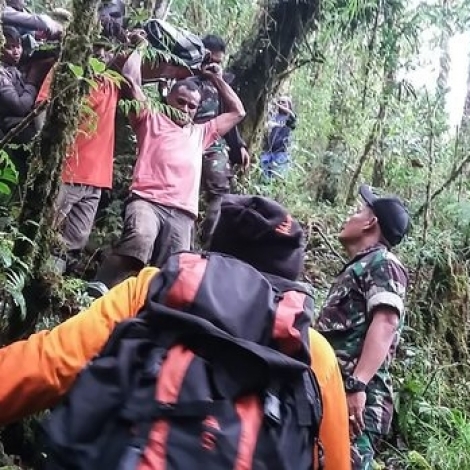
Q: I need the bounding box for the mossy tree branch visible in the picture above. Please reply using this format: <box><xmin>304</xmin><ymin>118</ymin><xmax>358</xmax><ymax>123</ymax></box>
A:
<box><xmin>13</xmin><ymin>0</ymin><xmax>99</xmax><ymax>271</ymax></box>
<box><xmin>7</xmin><ymin>0</ymin><xmax>100</xmax><ymax>342</ymax></box>
<box><xmin>0</xmin><ymin>0</ymin><xmax>5</xmax><ymax>51</ymax></box>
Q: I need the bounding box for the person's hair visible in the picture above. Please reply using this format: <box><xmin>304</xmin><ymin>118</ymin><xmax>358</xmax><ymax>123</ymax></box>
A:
<box><xmin>277</xmin><ymin>95</ymin><xmax>293</xmax><ymax>110</ymax></box>
<box><xmin>202</xmin><ymin>34</ymin><xmax>226</xmax><ymax>53</ymax></box>
<box><xmin>2</xmin><ymin>26</ymin><xmax>21</xmax><ymax>43</ymax></box>
<box><xmin>170</xmin><ymin>79</ymin><xmax>201</xmax><ymax>95</ymax></box>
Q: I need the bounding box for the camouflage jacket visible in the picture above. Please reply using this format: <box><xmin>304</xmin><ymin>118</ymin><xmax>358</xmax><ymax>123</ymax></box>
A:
<box><xmin>192</xmin><ymin>76</ymin><xmax>248</xmax><ymax>162</ymax></box>
<box><xmin>192</xmin><ymin>77</ymin><xmax>227</xmax><ymax>155</ymax></box>
<box><xmin>315</xmin><ymin>243</ymin><xmax>408</xmax><ymax>435</ymax></box>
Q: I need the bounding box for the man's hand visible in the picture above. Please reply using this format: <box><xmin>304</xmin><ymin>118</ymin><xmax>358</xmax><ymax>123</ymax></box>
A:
<box><xmin>202</xmin><ymin>62</ymin><xmax>223</xmax><ymax>80</ymax></box>
<box><xmin>240</xmin><ymin>147</ymin><xmax>251</xmax><ymax>172</ymax></box>
<box><xmin>40</xmin><ymin>14</ymin><xmax>63</xmax><ymax>39</ymax></box>
<box><xmin>277</xmin><ymin>102</ymin><xmax>294</xmax><ymax>116</ymax></box>
<box><xmin>127</xmin><ymin>29</ymin><xmax>148</xmax><ymax>48</ymax></box>
<box><xmin>347</xmin><ymin>391</ymin><xmax>366</xmax><ymax>437</ymax></box>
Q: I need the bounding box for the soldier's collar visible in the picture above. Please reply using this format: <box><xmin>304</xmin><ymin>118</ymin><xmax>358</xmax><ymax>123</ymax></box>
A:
<box><xmin>345</xmin><ymin>242</ymin><xmax>387</xmax><ymax>268</ymax></box>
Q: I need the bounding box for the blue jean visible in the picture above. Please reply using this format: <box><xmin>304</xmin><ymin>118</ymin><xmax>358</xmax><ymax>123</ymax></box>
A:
<box><xmin>260</xmin><ymin>151</ymin><xmax>290</xmax><ymax>179</ymax></box>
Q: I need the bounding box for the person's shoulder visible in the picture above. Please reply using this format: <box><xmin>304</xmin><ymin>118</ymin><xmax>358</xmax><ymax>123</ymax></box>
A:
<box><xmin>308</xmin><ymin>328</ymin><xmax>337</xmax><ymax>364</ymax></box>
<box><xmin>136</xmin><ymin>266</ymin><xmax>159</xmax><ymax>288</ymax></box>
<box><xmin>308</xmin><ymin>328</ymin><xmax>341</xmax><ymax>386</ymax></box>
<box><xmin>368</xmin><ymin>247</ymin><xmax>406</xmax><ymax>273</ymax></box>
<box><xmin>360</xmin><ymin>248</ymin><xmax>408</xmax><ymax>292</ymax></box>
<box><xmin>0</xmin><ymin>65</ymin><xmax>15</xmax><ymax>82</ymax></box>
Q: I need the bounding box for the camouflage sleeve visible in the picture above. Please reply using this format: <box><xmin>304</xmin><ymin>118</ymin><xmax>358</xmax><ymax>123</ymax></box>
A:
<box><xmin>363</xmin><ymin>255</ymin><xmax>408</xmax><ymax>317</ymax></box>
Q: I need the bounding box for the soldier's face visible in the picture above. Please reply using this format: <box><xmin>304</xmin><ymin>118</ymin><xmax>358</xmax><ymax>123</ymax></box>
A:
<box><xmin>339</xmin><ymin>203</ymin><xmax>377</xmax><ymax>244</ymax></box>
<box><xmin>209</xmin><ymin>50</ymin><xmax>225</xmax><ymax>65</ymax></box>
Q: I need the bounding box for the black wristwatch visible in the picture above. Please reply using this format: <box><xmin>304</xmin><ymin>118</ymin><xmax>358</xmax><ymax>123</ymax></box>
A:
<box><xmin>344</xmin><ymin>376</ymin><xmax>367</xmax><ymax>393</ymax></box>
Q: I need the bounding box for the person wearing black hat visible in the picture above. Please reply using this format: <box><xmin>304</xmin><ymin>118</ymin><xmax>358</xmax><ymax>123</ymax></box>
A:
<box><xmin>315</xmin><ymin>184</ymin><xmax>410</xmax><ymax>470</ymax></box>
<box><xmin>209</xmin><ymin>194</ymin><xmax>352</xmax><ymax>469</ymax></box>
<box><xmin>209</xmin><ymin>194</ymin><xmax>304</xmax><ymax>280</ymax></box>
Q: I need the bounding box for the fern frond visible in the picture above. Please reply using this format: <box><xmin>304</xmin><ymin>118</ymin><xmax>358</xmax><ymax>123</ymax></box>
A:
<box><xmin>4</xmin><ymin>268</ymin><xmax>26</xmax><ymax>319</ymax></box>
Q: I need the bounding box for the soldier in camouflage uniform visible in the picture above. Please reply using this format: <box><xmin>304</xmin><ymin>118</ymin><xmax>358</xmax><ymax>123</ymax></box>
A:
<box><xmin>192</xmin><ymin>34</ymin><xmax>250</xmax><ymax>247</ymax></box>
<box><xmin>315</xmin><ymin>184</ymin><xmax>410</xmax><ymax>470</ymax></box>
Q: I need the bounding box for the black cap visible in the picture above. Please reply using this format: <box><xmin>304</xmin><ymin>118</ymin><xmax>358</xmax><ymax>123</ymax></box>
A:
<box><xmin>359</xmin><ymin>184</ymin><xmax>410</xmax><ymax>247</ymax></box>
<box><xmin>209</xmin><ymin>195</ymin><xmax>304</xmax><ymax>280</ymax></box>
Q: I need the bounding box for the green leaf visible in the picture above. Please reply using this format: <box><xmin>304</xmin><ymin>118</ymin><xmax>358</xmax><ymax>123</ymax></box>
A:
<box><xmin>83</xmin><ymin>77</ymin><xmax>99</xmax><ymax>90</ymax></box>
<box><xmin>68</xmin><ymin>63</ymin><xmax>84</xmax><ymax>78</ymax></box>
<box><xmin>89</xmin><ymin>57</ymin><xmax>107</xmax><ymax>75</ymax></box>
<box><xmin>0</xmin><ymin>182</ymin><xmax>11</xmax><ymax>195</ymax></box>
<box><xmin>10</xmin><ymin>289</ymin><xmax>26</xmax><ymax>319</ymax></box>
<box><xmin>0</xmin><ymin>244</ymin><xmax>12</xmax><ymax>268</ymax></box>
<box><xmin>1</xmin><ymin>167</ymin><xmax>18</xmax><ymax>184</ymax></box>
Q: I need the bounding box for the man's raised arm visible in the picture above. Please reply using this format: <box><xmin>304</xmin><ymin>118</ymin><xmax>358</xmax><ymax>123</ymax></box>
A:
<box><xmin>203</xmin><ymin>64</ymin><xmax>245</xmax><ymax>137</ymax></box>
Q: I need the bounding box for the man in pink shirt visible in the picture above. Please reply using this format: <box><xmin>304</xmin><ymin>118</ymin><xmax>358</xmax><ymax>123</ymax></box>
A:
<box><xmin>91</xmin><ymin>59</ymin><xmax>246</xmax><ymax>292</ymax></box>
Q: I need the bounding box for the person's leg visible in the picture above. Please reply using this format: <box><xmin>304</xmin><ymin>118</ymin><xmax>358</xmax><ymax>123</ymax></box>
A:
<box><xmin>50</xmin><ymin>184</ymin><xmax>86</xmax><ymax>273</ymax></box>
<box><xmin>152</xmin><ymin>206</ymin><xmax>193</xmax><ymax>267</ymax></box>
<box><xmin>94</xmin><ymin>197</ymin><xmax>162</xmax><ymax>288</ymax></box>
<box><xmin>271</xmin><ymin>151</ymin><xmax>290</xmax><ymax>179</ymax></box>
<box><xmin>53</xmin><ymin>184</ymin><xmax>83</xmax><ymax>232</ymax></box>
<box><xmin>60</xmin><ymin>186</ymin><xmax>101</xmax><ymax>252</ymax></box>
<box><xmin>351</xmin><ymin>431</ymin><xmax>380</xmax><ymax>470</ymax></box>
<box><xmin>200</xmin><ymin>150</ymin><xmax>231</xmax><ymax>248</ymax></box>
<box><xmin>200</xmin><ymin>193</ymin><xmax>222</xmax><ymax>249</ymax></box>
<box><xmin>259</xmin><ymin>152</ymin><xmax>274</xmax><ymax>180</ymax></box>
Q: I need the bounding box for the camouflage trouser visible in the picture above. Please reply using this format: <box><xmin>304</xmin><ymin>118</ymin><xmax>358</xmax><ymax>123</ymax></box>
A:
<box><xmin>351</xmin><ymin>431</ymin><xmax>380</xmax><ymax>470</ymax></box>
<box><xmin>200</xmin><ymin>149</ymin><xmax>232</xmax><ymax>246</ymax></box>
<box><xmin>201</xmin><ymin>149</ymin><xmax>232</xmax><ymax>197</ymax></box>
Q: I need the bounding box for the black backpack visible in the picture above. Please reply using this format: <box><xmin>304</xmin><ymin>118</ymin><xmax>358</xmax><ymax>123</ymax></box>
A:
<box><xmin>42</xmin><ymin>252</ymin><xmax>323</xmax><ymax>470</ymax></box>
<box><xmin>144</xmin><ymin>19</ymin><xmax>207</xmax><ymax>69</ymax></box>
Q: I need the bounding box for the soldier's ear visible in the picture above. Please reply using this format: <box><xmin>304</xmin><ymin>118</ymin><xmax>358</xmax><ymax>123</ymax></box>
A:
<box><xmin>363</xmin><ymin>215</ymin><xmax>378</xmax><ymax>232</ymax></box>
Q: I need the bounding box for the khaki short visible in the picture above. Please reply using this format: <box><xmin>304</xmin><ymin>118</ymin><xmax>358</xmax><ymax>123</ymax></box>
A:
<box><xmin>113</xmin><ymin>196</ymin><xmax>194</xmax><ymax>267</ymax></box>
<box><xmin>54</xmin><ymin>183</ymin><xmax>102</xmax><ymax>251</ymax></box>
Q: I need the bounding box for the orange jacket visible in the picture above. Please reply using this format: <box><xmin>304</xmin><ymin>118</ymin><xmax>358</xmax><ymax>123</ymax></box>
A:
<box><xmin>0</xmin><ymin>268</ymin><xmax>350</xmax><ymax>470</ymax></box>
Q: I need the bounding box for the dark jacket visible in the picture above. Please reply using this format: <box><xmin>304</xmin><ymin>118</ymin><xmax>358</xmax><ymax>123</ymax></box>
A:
<box><xmin>263</xmin><ymin>112</ymin><xmax>297</xmax><ymax>154</ymax></box>
<box><xmin>2</xmin><ymin>5</ymin><xmax>62</xmax><ymax>37</ymax></box>
<box><xmin>0</xmin><ymin>63</ymin><xmax>37</xmax><ymax>132</ymax></box>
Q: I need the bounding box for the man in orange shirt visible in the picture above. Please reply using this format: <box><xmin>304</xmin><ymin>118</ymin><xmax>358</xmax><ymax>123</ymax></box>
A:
<box><xmin>0</xmin><ymin>196</ymin><xmax>350</xmax><ymax>470</ymax></box>
<box><xmin>36</xmin><ymin>36</ymin><xmax>145</xmax><ymax>272</ymax></box>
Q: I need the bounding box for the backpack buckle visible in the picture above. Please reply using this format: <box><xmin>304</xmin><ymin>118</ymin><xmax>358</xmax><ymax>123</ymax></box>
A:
<box><xmin>264</xmin><ymin>392</ymin><xmax>281</xmax><ymax>425</ymax></box>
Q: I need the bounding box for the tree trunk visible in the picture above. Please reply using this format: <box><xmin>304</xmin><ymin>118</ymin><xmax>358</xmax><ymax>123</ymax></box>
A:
<box><xmin>459</xmin><ymin>50</ymin><xmax>470</xmax><ymax>136</ymax></box>
<box><xmin>436</xmin><ymin>0</ymin><xmax>450</xmax><ymax>100</ymax></box>
<box><xmin>154</xmin><ymin>0</ymin><xmax>170</xmax><ymax>18</ymax></box>
<box><xmin>131</xmin><ymin>0</ymin><xmax>170</xmax><ymax>17</ymax></box>
<box><xmin>360</xmin><ymin>2</ymin><xmax>381</xmax><ymax>110</ymax></box>
<box><xmin>0</xmin><ymin>0</ymin><xmax>5</xmax><ymax>50</ymax></box>
<box><xmin>316</xmin><ymin>134</ymin><xmax>344</xmax><ymax>204</ymax></box>
<box><xmin>372</xmin><ymin>137</ymin><xmax>386</xmax><ymax>187</ymax></box>
<box><xmin>7</xmin><ymin>0</ymin><xmax>99</xmax><ymax>342</ymax></box>
<box><xmin>229</xmin><ymin>0</ymin><xmax>320</xmax><ymax>149</ymax></box>
<box><xmin>345</xmin><ymin>90</ymin><xmax>388</xmax><ymax>205</ymax></box>
<box><xmin>316</xmin><ymin>52</ymin><xmax>349</xmax><ymax>204</ymax></box>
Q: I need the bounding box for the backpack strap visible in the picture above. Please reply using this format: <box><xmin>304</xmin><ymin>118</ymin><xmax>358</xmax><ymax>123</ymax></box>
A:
<box><xmin>116</xmin><ymin>331</ymin><xmax>182</xmax><ymax>469</ymax></box>
<box><xmin>269</xmin><ymin>285</ymin><xmax>323</xmax><ymax>454</ymax></box>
